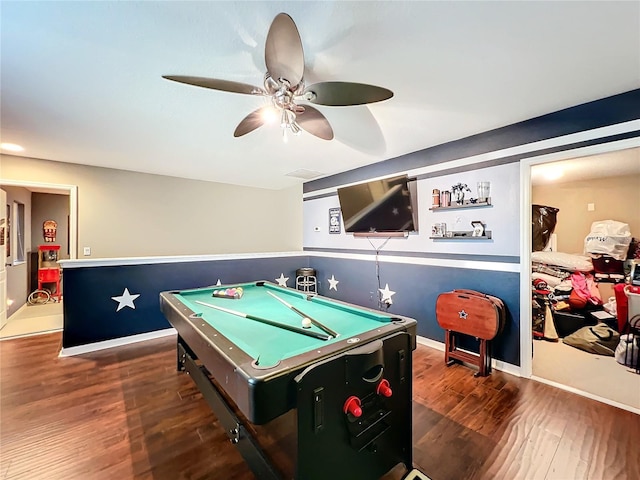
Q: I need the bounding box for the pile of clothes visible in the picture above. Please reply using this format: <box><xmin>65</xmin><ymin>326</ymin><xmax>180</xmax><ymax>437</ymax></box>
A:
<box><xmin>530</xmin><ymin>214</ymin><xmax>639</xmax><ymax>365</ymax></box>
<box><xmin>531</xmin><ymin>251</ymin><xmax>608</xmax><ymax>341</ymax></box>
<box><xmin>532</xmin><ymin>251</ymin><xmax>600</xmax><ymax>304</ymax></box>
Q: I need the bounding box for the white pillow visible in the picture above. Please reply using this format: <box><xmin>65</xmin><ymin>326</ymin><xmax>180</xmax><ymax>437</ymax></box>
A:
<box><xmin>531</xmin><ymin>251</ymin><xmax>593</xmax><ymax>272</ymax></box>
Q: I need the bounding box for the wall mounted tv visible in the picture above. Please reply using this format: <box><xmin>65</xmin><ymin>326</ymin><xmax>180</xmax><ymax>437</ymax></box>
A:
<box><xmin>337</xmin><ymin>175</ymin><xmax>419</xmax><ymax>236</ymax></box>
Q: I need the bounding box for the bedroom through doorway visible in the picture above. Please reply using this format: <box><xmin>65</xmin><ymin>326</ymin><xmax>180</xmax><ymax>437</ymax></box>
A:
<box><xmin>526</xmin><ymin>145</ymin><xmax>640</xmax><ymax>412</ymax></box>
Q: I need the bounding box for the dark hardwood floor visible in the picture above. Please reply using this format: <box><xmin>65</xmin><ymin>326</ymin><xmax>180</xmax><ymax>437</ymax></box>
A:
<box><xmin>1</xmin><ymin>333</ymin><xmax>638</xmax><ymax>480</ymax></box>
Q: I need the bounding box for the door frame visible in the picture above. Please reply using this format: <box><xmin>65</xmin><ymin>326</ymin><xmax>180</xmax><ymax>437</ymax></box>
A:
<box><xmin>1</xmin><ymin>188</ymin><xmax>7</xmax><ymax>329</ymax></box>
<box><xmin>0</xmin><ymin>180</ymin><xmax>78</xmax><ymax>260</ymax></box>
<box><xmin>518</xmin><ymin>135</ymin><xmax>640</xmax><ymax>378</ymax></box>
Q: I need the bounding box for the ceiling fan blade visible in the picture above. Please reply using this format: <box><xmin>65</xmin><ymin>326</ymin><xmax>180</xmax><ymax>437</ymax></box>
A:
<box><xmin>163</xmin><ymin>76</ymin><xmax>264</xmax><ymax>95</ymax></box>
<box><xmin>234</xmin><ymin>107</ymin><xmax>270</xmax><ymax>137</ymax></box>
<box><xmin>296</xmin><ymin>105</ymin><xmax>334</xmax><ymax>140</ymax></box>
<box><xmin>303</xmin><ymin>82</ymin><xmax>393</xmax><ymax>106</ymax></box>
<box><xmin>265</xmin><ymin>13</ymin><xmax>304</xmax><ymax>86</ymax></box>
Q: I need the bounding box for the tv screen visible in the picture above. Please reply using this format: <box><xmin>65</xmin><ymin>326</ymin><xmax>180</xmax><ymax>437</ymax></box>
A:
<box><xmin>337</xmin><ymin>175</ymin><xmax>418</xmax><ymax>234</ymax></box>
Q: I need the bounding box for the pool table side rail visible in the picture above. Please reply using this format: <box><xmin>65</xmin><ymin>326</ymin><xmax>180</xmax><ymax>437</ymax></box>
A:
<box><xmin>308</xmin><ymin>294</ymin><xmax>417</xmax><ymax>327</ymax></box>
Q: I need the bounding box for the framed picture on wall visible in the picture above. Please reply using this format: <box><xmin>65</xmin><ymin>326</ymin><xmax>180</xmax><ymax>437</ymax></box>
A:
<box><xmin>471</xmin><ymin>221</ymin><xmax>485</xmax><ymax>237</ymax></box>
<box><xmin>329</xmin><ymin>208</ymin><xmax>341</xmax><ymax>234</ymax></box>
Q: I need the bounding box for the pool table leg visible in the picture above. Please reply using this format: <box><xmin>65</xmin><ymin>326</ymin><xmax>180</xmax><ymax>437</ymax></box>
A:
<box><xmin>176</xmin><ymin>334</ymin><xmax>198</xmax><ymax>372</ymax></box>
<box><xmin>176</xmin><ymin>340</ymin><xmax>282</xmax><ymax>480</ymax></box>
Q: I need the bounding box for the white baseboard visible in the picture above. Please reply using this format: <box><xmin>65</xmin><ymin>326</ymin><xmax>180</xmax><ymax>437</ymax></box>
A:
<box><xmin>416</xmin><ymin>336</ymin><xmax>445</xmax><ymax>351</ymax></box>
<box><xmin>416</xmin><ymin>335</ymin><xmax>522</xmax><ymax>377</ymax></box>
<box><xmin>531</xmin><ymin>375</ymin><xmax>640</xmax><ymax>415</ymax></box>
<box><xmin>59</xmin><ymin>328</ymin><xmax>176</xmax><ymax>357</ymax></box>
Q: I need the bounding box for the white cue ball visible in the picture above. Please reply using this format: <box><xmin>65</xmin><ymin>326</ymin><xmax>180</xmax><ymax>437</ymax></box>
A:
<box><xmin>302</xmin><ymin>318</ymin><xmax>312</xmax><ymax>329</ymax></box>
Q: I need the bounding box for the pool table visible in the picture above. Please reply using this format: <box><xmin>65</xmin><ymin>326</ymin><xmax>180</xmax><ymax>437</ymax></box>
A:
<box><xmin>160</xmin><ymin>281</ymin><xmax>417</xmax><ymax>480</ymax></box>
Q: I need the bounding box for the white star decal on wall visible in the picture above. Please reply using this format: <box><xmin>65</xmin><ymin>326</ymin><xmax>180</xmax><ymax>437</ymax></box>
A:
<box><xmin>328</xmin><ymin>275</ymin><xmax>339</xmax><ymax>291</ymax></box>
<box><xmin>378</xmin><ymin>284</ymin><xmax>396</xmax><ymax>305</ymax></box>
<box><xmin>459</xmin><ymin>310</ymin><xmax>468</xmax><ymax>319</ymax></box>
<box><xmin>111</xmin><ymin>288</ymin><xmax>141</xmax><ymax>312</ymax></box>
<box><xmin>275</xmin><ymin>273</ymin><xmax>289</xmax><ymax>287</ymax></box>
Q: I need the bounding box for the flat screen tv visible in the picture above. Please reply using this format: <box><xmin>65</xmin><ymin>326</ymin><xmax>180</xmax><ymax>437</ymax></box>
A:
<box><xmin>337</xmin><ymin>175</ymin><xmax>418</xmax><ymax>235</ymax></box>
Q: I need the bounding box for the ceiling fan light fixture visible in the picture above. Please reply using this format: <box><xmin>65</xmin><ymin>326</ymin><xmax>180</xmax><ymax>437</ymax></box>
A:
<box><xmin>261</xmin><ymin>106</ymin><xmax>279</xmax><ymax>124</ymax></box>
<box><xmin>279</xmin><ymin>109</ymin><xmax>301</xmax><ymax>142</ymax></box>
<box><xmin>280</xmin><ymin>108</ymin><xmax>290</xmax><ymax>128</ymax></box>
<box><xmin>163</xmin><ymin>12</ymin><xmax>392</xmax><ymax>141</ymax></box>
<box><xmin>264</xmin><ymin>74</ymin><xmax>279</xmax><ymax>94</ymax></box>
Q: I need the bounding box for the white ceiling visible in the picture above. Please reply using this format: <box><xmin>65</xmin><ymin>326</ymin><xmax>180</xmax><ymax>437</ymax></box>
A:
<box><xmin>2</xmin><ymin>1</ymin><xmax>639</xmax><ymax>190</ymax></box>
<box><xmin>531</xmin><ymin>147</ymin><xmax>640</xmax><ymax>185</ymax></box>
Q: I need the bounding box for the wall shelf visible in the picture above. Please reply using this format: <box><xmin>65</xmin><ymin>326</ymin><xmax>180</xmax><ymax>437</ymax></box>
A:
<box><xmin>430</xmin><ymin>231</ymin><xmax>492</xmax><ymax>240</ymax></box>
<box><xmin>429</xmin><ymin>199</ymin><xmax>492</xmax><ymax>211</ymax></box>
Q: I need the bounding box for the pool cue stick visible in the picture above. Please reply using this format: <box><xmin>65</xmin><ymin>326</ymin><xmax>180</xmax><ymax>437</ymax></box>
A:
<box><xmin>266</xmin><ymin>291</ymin><xmax>339</xmax><ymax>338</ymax></box>
<box><xmin>194</xmin><ymin>301</ymin><xmax>331</xmax><ymax>341</ymax></box>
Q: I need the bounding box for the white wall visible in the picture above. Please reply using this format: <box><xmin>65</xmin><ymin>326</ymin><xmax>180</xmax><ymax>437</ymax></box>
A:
<box><xmin>2</xmin><ymin>155</ymin><xmax>303</xmax><ymax>258</ymax></box>
<box><xmin>303</xmin><ymin>162</ymin><xmax>520</xmax><ymax>257</ymax></box>
<box><xmin>533</xmin><ymin>173</ymin><xmax>640</xmax><ymax>254</ymax></box>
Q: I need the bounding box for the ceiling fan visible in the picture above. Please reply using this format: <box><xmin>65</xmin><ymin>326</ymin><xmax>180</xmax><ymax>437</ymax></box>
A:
<box><xmin>163</xmin><ymin>13</ymin><xmax>393</xmax><ymax>141</ymax></box>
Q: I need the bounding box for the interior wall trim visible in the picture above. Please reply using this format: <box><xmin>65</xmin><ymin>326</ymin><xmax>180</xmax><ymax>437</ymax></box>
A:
<box><xmin>305</xmin><ymin>119</ymin><xmax>640</xmax><ymax>197</ymax></box>
<box><xmin>305</xmin><ymin>247</ymin><xmax>519</xmax><ymax>264</ymax></box>
<box><xmin>304</xmin><ymin>128</ymin><xmax>639</xmax><ymax>202</ymax></box>
<box><xmin>412</xmin><ymin>129</ymin><xmax>640</xmax><ymax>182</ymax></box>
<box><xmin>304</xmin><ymin>98</ymin><xmax>640</xmax><ymax>196</ymax></box>
<box><xmin>59</xmin><ymin>251</ymin><xmax>306</xmax><ymax>269</ymax></box>
<box><xmin>307</xmin><ymin>250</ymin><xmax>519</xmax><ymax>273</ymax></box>
<box><xmin>59</xmin><ymin>328</ymin><xmax>176</xmax><ymax>357</ymax></box>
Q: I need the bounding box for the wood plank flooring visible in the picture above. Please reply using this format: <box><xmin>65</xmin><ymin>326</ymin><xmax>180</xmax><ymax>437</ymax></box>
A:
<box><xmin>1</xmin><ymin>333</ymin><xmax>638</xmax><ymax>480</ymax></box>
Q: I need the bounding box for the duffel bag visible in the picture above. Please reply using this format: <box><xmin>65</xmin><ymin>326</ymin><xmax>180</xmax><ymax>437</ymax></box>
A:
<box><xmin>563</xmin><ymin>323</ymin><xmax>620</xmax><ymax>356</ymax></box>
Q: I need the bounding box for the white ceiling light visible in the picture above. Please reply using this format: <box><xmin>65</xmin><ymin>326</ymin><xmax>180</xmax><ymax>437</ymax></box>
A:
<box><xmin>544</xmin><ymin>166</ymin><xmax>564</xmax><ymax>181</ymax></box>
<box><xmin>1</xmin><ymin>143</ymin><xmax>24</xmax><ymax>152</ymax></box>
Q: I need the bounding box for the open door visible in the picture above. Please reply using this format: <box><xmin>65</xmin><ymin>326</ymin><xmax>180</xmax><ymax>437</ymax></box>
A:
<box><xmin>1</xmin><ymin>188</ymin><xmax>7</xmax><ymax>329</ymax></box>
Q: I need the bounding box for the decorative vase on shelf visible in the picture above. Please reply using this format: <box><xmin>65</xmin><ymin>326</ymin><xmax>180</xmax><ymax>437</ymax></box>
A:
<box><xmin>451</xmin><ymin>183</ymin><xmax>470</xmax><ymax>205</ymax></box>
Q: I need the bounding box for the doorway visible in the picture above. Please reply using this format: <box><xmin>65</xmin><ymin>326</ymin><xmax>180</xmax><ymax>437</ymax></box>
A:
<box><xmin>0</xmin><ymin>180</ymin><xmax>77</xmax><ymax>339</ymax></box>
<box><xmin>520</xmin><ymin>138</ymin><xmax>640</xmax><ymax>413</ymax></box>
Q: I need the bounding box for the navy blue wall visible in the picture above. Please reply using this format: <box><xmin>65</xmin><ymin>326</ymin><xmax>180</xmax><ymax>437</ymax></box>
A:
<box><xmin>63</xmin><ymin>253</ymin><xmax>519</xmax><ymax>367</ymax></box>
<box><xmin>62</xmin><ymin>256</ymin><xmax>308</xmax><ymax>348</ymax></box>
<box><xmin>309</xmin><ymin>256</ymin><xmax>520</xmax><ymax>366</ymax></box>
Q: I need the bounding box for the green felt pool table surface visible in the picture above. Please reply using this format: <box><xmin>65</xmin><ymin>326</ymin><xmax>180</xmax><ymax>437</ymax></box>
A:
<box><xmin>175</xmin><ymin>281</ymin><xmax>394</xmax><ymax>367</ymax></box>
